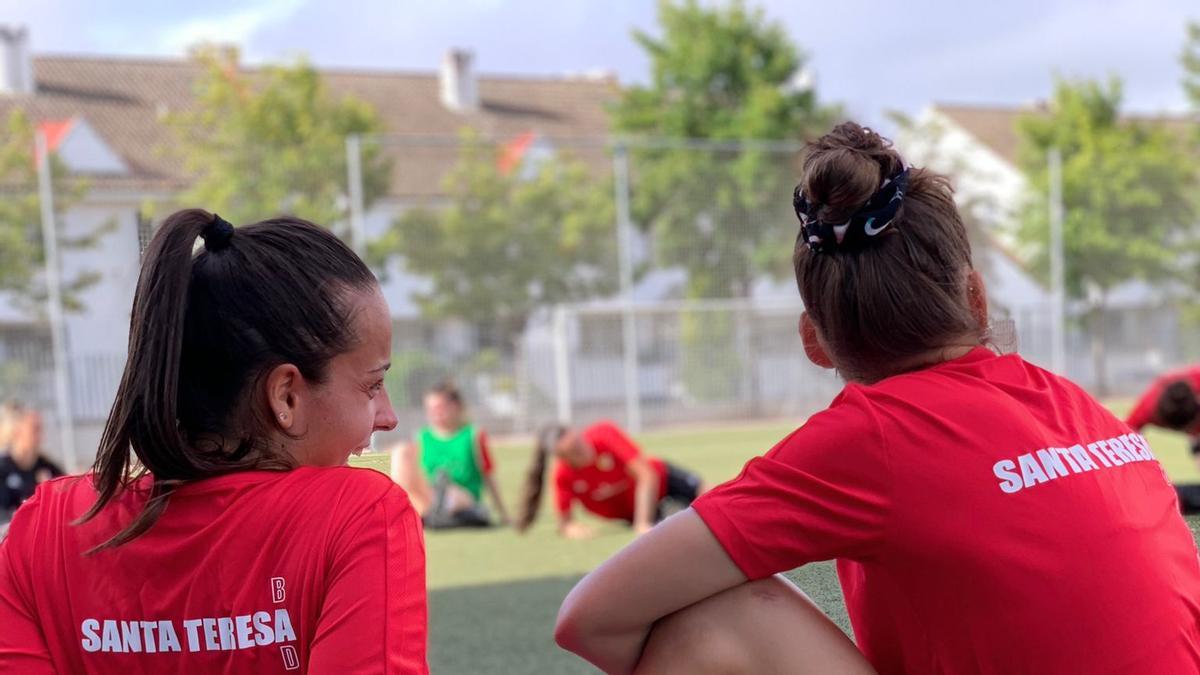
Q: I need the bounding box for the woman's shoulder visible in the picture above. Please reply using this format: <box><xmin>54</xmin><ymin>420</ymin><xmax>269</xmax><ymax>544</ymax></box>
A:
<box><xmin>3</xmin><ymin>475</ymin><xmax>97</xmax><ymax>550</ymax></box>
<box><xmin>285</xmin><ymin>465</ymin><xmax>410</xmax><ymax>505</ymax></box>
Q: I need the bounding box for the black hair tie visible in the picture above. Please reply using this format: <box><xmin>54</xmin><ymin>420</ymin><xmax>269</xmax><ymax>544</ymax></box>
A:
<box><xmin>794</xmin><ymin>169</ymin><xmax>910</xmax><ymax>254</ymax></box>
<box><xmin>202</xmin><ymin>214</ymin><xmax>235</xmax><ymax>252</ymax></box>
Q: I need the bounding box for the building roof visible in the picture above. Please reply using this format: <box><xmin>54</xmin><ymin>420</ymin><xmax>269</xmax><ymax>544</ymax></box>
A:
<box><xmin>0</xmin><ymin>54</ymin><xmax>619</xmax><ymax>196</ymax></box>
<box><xmin>934</xmin><ymin>103</ymin><xmax>1195</xmax><ymax>166</ymax></box>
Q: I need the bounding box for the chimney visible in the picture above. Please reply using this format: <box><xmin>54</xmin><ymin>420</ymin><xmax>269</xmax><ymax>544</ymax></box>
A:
<box><xmin>0</xmin><ymin>25</ymin><xmax>34</xmax><ymax>95</ymax></box>
<box><xmin>440</xmin><ymin>49</ymin><xmax>479</xmax><ymax>113</ymax></box>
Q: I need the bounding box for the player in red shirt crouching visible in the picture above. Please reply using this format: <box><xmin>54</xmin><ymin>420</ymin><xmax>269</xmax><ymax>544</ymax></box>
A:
<box><xmin>515</xmin><ymin>421</ymin><xmax>705</xmax><ymax>538</ymax></box>
<box><xmin>0</xmin><ymin>210</ymin><xmax>427</xmax><ymax>674</ymax></box>
<box><xmin>555</xmin><ymin>123</ymin><xmax>1200</xmax><ymax>675</ymax></box>
<box><xmin>1126</xmin><ymin>365</ymin><xmax>1200</xmax><ymax>512</ymax></box>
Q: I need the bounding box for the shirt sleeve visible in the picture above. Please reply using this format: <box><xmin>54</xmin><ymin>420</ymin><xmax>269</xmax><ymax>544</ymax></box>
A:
<box><xmin>0</xmin><ymin>492</ymin><xmax>56</xmax><ymax>674</ymax></box>
<box><xmin>308</xmin><ymin>483</ymin><xmax>428</xmax><ymax>674</ymax></box>
<box><xmin>1125</xmin><ymin>379</ymin><xmax>1163</xmax><ymax>432</ymax></box>
<box><xmin>554</xmin><ymin>469</ymin><xmax>573</xmax><ymax>517</ymax></box>
<box><xmin>475</xmin><ymin>430</ymin><xmax>494</xmax><ymax>475</ymax></box>
<box><xmin>589</xmin><ymin>421</ymin><xmax>642</xmax><ymax>464</ymax></box>
<box><xmin>691</xmin><ymin>391</ymin><xmax>893</xmax><ymax>580</ymax></box>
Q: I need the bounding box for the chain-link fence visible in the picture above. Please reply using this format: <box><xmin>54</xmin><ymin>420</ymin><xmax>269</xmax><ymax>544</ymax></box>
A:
<box><xmin>5</xmin><ymin>132</ymin><xmax>1199</xmax><ymax>470</ymax></box>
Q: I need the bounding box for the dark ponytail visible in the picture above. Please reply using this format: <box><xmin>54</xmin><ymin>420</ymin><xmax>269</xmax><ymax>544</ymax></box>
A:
<box><xmin>516</xmin><ymin>424</ymin><xmax>565</xmax><ymax>532</ymax></box>
<box><xmin>79</xmin><ymin>208</ymin><xmax>376</xmax><ymax>550</ymax></box>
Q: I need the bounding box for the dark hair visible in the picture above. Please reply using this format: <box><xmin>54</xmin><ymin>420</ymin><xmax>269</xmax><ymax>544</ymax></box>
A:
<box><xmin>79</xmin><ymin>208</ymin><xmax>377</xmax><ymax>550</ymax></box>
<box><xmin>516</xmin><ymin>424</ymin><xmax>566</xmax><ymax>532</ymax></box>
<box><xmin>426</xmin><ymin>380</ymin><xmax>463</xmax><ymax>407</ymax></box>
<box><xmin>794</xmin><ymin>122</ymin><xmax>983</xmax><ymax>381</ymax></box>
<box><xmin>1156</xmin><ymin>380</ymin><xmax>1198</xmax><ymax>430</ymax></box>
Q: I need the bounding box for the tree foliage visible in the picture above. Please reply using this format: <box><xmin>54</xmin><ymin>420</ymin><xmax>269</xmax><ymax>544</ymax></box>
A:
<box><xmin>0</xmin><ymin>109</ymin><xmax>104</xmax><ymax>312</ymax></box>
<box><xmin>1017</xmin><ymin>78</ymin><xmax>1197</xmax><ymax>391</ymax></box>
<box><xmin>371</xmin><ymin>131</ymin><xmax>617</xmax><ymax>348</ymax></box>
<box><xmin>169</xmin><ymin>46</ymin><xmax>389</xmax><ymax>229</ymax></box>
<box><xmin>612</xmin><ymin>0</ymin><xmax>836</xmax><ymax>298</ymax></box>
<box><xmin>1017</xmin><ymin>78</ymin><xmax>1195</xmax><ymax>298</ymax></box>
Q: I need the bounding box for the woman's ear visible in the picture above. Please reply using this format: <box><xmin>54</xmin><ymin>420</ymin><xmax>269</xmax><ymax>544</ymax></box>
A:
<box><xmin>966</xmin><ymin>269</ymin><xmax>989</xmax><ymax>333</ymax></box>
<box><xmin>264</xmin><ymin>363</ymin><xmax>303</xmax><ymax>433</ymax></box>
<box><xmin>800</xmin><ymin>312</ymin><xmax>834</xmax><ymax>369</ymax></box>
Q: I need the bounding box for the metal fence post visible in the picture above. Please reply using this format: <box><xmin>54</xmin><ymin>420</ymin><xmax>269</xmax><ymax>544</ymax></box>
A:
<box><xmin>553</xmin><ymin>305</ymin><xmax>573</xmax><ymax>424</ymax></box>
<box><xmin>613</xmin><ymin>142</ymin><xmax>641</xmax><ymax>432</ymax></box>
<box><xmin>35</xmin><ymin>130</ymin><xmax>77</xmax><ymax>471</ymax></box>
<box><xmin>346</xmin><ymin>134</ymin><xmax>367</xmax><ymax>255</ymax></box>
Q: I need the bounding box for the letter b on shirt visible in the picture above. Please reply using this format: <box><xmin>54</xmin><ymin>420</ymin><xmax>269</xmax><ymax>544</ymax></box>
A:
<box><xmin>271</xmin><ymin>577</ymin><xmax>286</xmax><ymax>604</ymax></box>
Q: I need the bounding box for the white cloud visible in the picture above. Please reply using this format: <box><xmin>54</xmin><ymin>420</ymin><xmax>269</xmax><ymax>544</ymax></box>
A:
<box><xmin>154</xmin><ymin>0</ymin><xmax>306</xmax><ymax>54</ymax></box>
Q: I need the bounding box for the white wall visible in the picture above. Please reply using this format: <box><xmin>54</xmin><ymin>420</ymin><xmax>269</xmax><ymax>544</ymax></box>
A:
<box><xmin>896</xmin><ymin>107</ymin><xmax>1028</xmax><ymax>252</ymax></box>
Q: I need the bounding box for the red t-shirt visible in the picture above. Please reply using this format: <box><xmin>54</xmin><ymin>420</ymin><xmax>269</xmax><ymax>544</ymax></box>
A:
<box><xmin>554</xmin><ymin>421</ymin><xmax>668</xmax><ymax>522</ymax></box>
<box><xmin>693</xmin><ymin>348</ymin><xmax>1200</xmax><ymax>674</ymax></box>
<box><xmin>0</xmin><ymin>467</ymin><xmax>427</xmax><ymax>674</ymax></box>
<box><xmin>1125</xmin><ymin>364</ymin><xmax>1200</xmax><ymax>436</ymax></box>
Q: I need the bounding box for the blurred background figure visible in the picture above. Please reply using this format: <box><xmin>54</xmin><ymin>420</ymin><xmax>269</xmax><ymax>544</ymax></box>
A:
<box><xmin>392</xmin><ymin>381</ymin><xmax>510</xmax><ymax>529</ymax></box>
<box><xmin>0</xmin><ymin>400</ymin><xmax>23</xmax><ymax>454</ymax></box>
<box><xmin>517</xmin><ymin>421</ymin><xmax>706</xmax><ymax>539</ymax></box>
<box><xmin>1</xmin><ymin>408</ymin><xmax>65</xmax><ymax>524</ymax></box>
<box><xmin>1126</xmin><ymin>365</ymin><xmax>1200</xmax><ymax>512</ymax></box>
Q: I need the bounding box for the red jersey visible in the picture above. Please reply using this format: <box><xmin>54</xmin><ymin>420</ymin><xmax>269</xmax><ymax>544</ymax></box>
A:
<box><xmin>554</xmin><ymin>421</ymin><xmax>667</xmax><ymax>522</ymax></box>
<box><xmin>0</xmin><ymin>467</ymin><xmax>427</xmax><ymax>674</ymax></box>
<box><xmin>693</xmin><ymin>348</ymin><xmax>1200</xmax><ymax>674</ymax></box>
<box><xmin>1125</xmin><ymin>364</ymin><xmax>1200</xmax><ymax>436</ymax></box>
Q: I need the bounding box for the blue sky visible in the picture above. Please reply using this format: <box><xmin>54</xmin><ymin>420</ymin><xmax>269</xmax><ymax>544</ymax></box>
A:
<box><xmin>2</xmin><ymin>0</ymin><xmax>1196</xmax><ymax>128</ymax></box>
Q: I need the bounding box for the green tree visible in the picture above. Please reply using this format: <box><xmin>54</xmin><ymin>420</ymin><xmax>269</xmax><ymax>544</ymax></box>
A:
<box><xmin>370</xmin><ymin>132</ymin><xmax>617</xmax><ymax>351</ymax></box>
<box><xmin>612</xmin><ymin>0</ymin><xmax>834</xmax><ymax>404</ymax></box>
<box><xmin>613</xmin><ymin>0</ymin><xmax>835</xmax><ymax>299</ymax></box>
<box><xmin>168</xmin><ymin>46</ymin><xmax>389</xmax><ymax>229</ymax></box>
<box><xmin>0</xmin><ymin>109</ymin><xmax>104</xmax><ymax>312</ymax></box>
<box><xmin>1183</xmin><ymin>21</ymin><xmax>1200</xmax><ymax>113</ymax></box>
<box><xmin>1017</xmin><ymin>78</ymin><xmax>1197</xmax><ymax>393</ymax></box>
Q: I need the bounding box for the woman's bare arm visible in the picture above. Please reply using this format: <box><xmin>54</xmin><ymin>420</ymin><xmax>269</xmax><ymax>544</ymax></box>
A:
<box><xmin>555</xmin><ymin>509</ymin><xmax>746</xmax><ymax>674</ymax></box>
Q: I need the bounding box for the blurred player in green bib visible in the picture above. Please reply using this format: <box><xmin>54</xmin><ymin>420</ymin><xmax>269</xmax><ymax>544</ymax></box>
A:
<box><xmin>392</xmin><ymin>382</ymin><xmax>511</xmax><ymax>529</ymax></box>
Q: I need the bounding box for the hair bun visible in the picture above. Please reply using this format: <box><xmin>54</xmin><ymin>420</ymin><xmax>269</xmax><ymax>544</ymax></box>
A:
<box><xmin>801</xmin><ymin>122</ymin><xmax>905</xmax><ymax>221</ymax></box>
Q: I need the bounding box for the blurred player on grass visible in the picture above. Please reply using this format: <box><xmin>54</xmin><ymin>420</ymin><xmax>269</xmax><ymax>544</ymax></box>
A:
<box><xmin>555</xmin><ymin>123</ymin><xmax>1200</xmax><ymax>675</ymax></box>
<box><xmin>516</xmin><ymin>421</ymin><xmax>706</xmax><ymax>539</ymax></box>
<box><xmin>391</xmin><ymin>381</ymin><xmax>511</xmax><ymax>529</ymax></box>
<box><xmin>1126</xmin><ymin>365</ymin><xmax>1200</xmax><ymax>512</ymax></box>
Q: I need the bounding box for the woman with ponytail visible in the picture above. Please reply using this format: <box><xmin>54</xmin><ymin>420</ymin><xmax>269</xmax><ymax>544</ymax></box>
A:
<box><xmin>0</xmin><ymin>210</ymin><xmax>427</xmax><ymax>673</ymax></box>
<box><xmin>516</xmin><ymin>421</ymin><xmax>705</xmax><ymax>538</ymax></box>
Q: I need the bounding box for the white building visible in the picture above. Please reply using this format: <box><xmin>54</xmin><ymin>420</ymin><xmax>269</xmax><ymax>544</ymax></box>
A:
<box><xmin>898</xmin><ymin>103</ymin><xmax>1193</xmax><ymax>390</ymax></box>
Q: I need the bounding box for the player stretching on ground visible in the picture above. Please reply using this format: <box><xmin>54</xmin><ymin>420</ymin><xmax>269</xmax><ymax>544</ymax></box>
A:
<box><xmin>1126</xmin><ymin>365</ymin><xmax>1200</xmax><ymax>512</ymax></box>
<box><xmin>517</xmin><ymin>421</ymin><xmax>705</xmax><ymax>538</ymax></box>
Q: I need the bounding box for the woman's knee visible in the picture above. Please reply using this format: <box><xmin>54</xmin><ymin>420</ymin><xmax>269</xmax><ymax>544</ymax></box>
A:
<box><xmin>637</xmin><ymin>576</ymin><xmax>874</xmax><ymax>675</ymax></box>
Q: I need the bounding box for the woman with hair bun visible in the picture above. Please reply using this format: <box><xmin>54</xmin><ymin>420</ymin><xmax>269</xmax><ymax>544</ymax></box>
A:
<box><xmin>555</xmin><ymin>123</ymin><xmax>1200</xmax><ymax>674</ymax></box>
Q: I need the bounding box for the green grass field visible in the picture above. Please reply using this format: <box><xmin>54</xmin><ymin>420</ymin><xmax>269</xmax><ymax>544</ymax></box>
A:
<box><xmin>351</xmin><ymin>402</ymin><xmax>1200</xmax><ymax>674</ymax></box>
